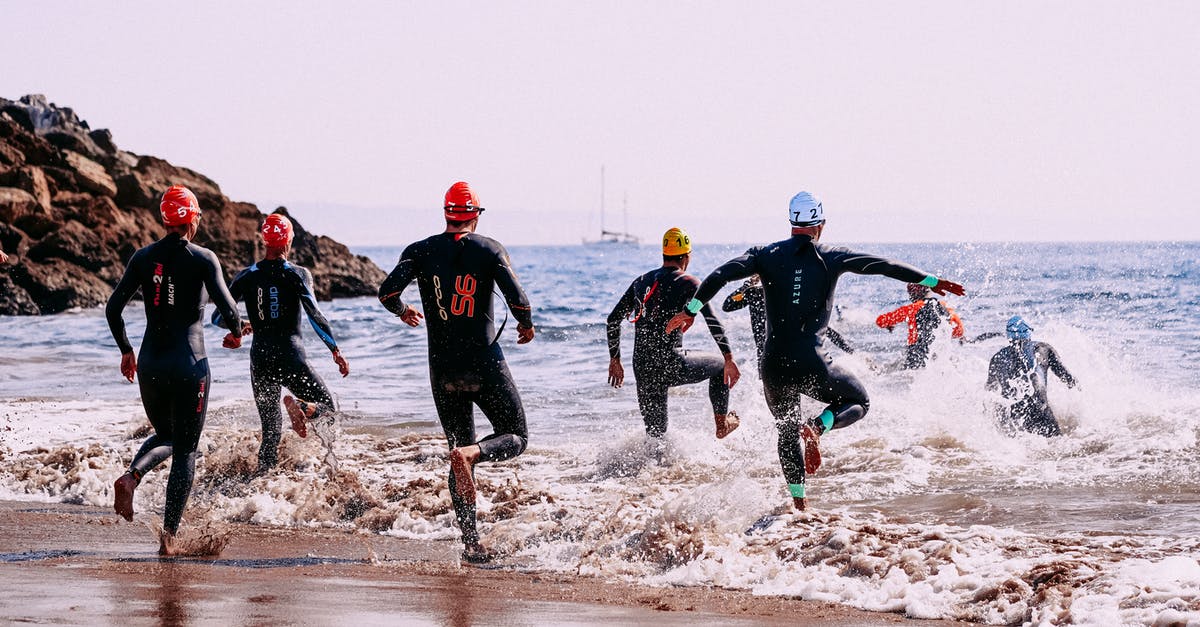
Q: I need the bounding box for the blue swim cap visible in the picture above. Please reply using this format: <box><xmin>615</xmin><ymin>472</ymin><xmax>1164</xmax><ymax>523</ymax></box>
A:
<box><xmin>1006</xmin><ymin>315</ymin><xmax>1033</xmax><ymax>340</ymax></box>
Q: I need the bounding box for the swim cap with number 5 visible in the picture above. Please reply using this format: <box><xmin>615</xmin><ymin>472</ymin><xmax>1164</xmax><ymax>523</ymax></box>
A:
<box><xmin>160</xmin><ymin>185</ymin><xmax>201</xmax><ymax>226</ymax></box>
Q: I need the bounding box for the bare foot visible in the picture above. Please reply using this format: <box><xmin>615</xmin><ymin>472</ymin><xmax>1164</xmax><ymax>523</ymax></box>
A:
<box><xmin>792</xmin><ymin>496</ymin><xmax>808</xmax><ymax>511</ymax></box>
<box><xmin>449</xmin><ymin>445</ymin><xmax>481</xmax><ymax>505</ymax></box>
<box><xmin>283</xmin><ymin>395</ymin><xmax>314</xmax><ymax>438</ymax></box>
<box><xmin>158</xmin><ymin>530</ymin><xmax>179</xmax><ymax>557</ymax></box>
<box><xmin>461</xmin><ymin>541</ymin><xmax>494</xmax><ymax>564</ymax></box>
<box><xmin>113</xmin><ymin>472</ymin><xmax>136</xmax><ymax>522</ymax></box>
<box><xmin>715</xmin><ymin>411</ymin><xmax>740</xmax><ymax>439</ymax></box>
<box><xmin>801</xmin><ymin>424</ymin><xmax>822</xmax><ymax>475</ymax></box>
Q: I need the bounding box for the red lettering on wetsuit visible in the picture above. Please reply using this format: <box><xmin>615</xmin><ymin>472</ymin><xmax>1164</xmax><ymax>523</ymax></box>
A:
<box><xmin>195</xmin><ymin>380</ymin><xmax>206</xmax><ymax>413</ymax></box>
<box><xmin>451</xmin><ymin>274</ymin><xmax>477</xmax><ymax>317</ymax></box>
<box><xmin>153</xmin><ymin>263</ymin><xmax>164</xmax><ymax>306</ymax></box>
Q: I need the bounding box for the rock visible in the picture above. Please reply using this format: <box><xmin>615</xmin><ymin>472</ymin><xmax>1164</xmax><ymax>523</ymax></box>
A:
<box><xmin>0</xmin><ymin>166</ymin><xmax>51</xmax><ymax>209</ymax></box>
<box><xmin>0</xmin><ymin>274</ymin><xmax>40</xmax><ymax>315</ymax></box>
<box><xmin>8</xmin><ymin>258</ymin><xmax>112</xmax><ymax>314</ymax></box>
<box><xmin>0</xmin><ymin>94</ymin><xmax>385</xmax><ymax>315</ymax></box>
<box><xmin>28</xmin><ymin>219</ymin><xmax>120</xmax><ymax>272</ymax></box>
<box><xmin>62</xmin><ymin>150</ymin><xmax>117</xmax><ymax>197</ymax></box>
<box><xmin>0</xmin><ymin>186</ymin><xmax>40</xmax><ymax>223</ymax></box>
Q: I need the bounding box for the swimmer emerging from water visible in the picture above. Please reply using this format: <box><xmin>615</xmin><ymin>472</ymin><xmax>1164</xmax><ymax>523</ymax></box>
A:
<box><xmin>214</xmin><ymin>213</ymin><xmax>350</xmax><ymax>474</ymax></box>
<box><xmin>986</xmin><ymin>316</ymin><xmax>1078</xmax><ymax>437</ymax></box>
<box><xmin>106</xmin><ymin>186</ymin><xmax>243</xmax><ymax>555</ymax></box>
<box><xmin>378</xmin><ymin>181</ymin><xmax>535</xmax><ymax>564</ymax></box>
<box><xmin>667</xmin><ymin>191</ymin><xmax>964</xmax><ymax>511</ymax></box>
<box><xmin>607</xmin><ymin>227</ymin><xmax>741</xmax><ymax>439</ymax></box>
<box><xmin>875</xmin><ymin>283</ymin><xmax>965</xmax><ymax>369</ymax></box>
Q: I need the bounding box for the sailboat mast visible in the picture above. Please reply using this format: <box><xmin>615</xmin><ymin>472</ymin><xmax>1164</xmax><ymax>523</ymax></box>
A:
<box><xmin>599</xmin><ymin>165</ymin><xmax>606</xmax><ymax>234</ymax></box>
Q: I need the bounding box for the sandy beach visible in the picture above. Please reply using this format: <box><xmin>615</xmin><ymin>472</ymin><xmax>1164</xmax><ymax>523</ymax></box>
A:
<box><xmin>0</xmin><ymin>500</ymin><xmax>972</xmax><ymax>625</ymax></box>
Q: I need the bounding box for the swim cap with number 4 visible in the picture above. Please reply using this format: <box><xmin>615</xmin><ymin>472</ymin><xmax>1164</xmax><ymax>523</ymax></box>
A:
<box><xmin>662</xmin><ymin>227</ymin><xmax>691</xmax><ymax>255</ymax></box>
<box><xmin>160</xmin><ymin>185</ymin><xmax>201</xmax><ymax>226</ymax></box>
<box><xmin>789</xmin><ymin>191</ymin><xmax>824</xmax><ymax>227</ymax></box>
<box><xmin>261</xmin><ymin>213</ymin><xmax>294</xmax><ymax>248</ymax></box>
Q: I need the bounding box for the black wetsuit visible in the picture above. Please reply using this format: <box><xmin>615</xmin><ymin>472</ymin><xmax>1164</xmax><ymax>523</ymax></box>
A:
<box><xmin>607</xmin><ymin>266</ymin><xmax>732</xmax><ymax>437</ymax></box>
<box><xmin>105</xmin><ymin>232</ymin><xmax>241</xmax><ymax>534</ymax></box>
<box><xmin>378</xmin><ymin>231</ymin><xmax>533</xmax><ymax>546</ymax></box>
<box><xmin>691</xmin><ymin>235</ymin><xmax>931</xmax><ymax>490</ymax></box>
<box><xmin>214</xmin><ymin>259</ymin><xmax>339</xmax><ymax>470</ymax></box>
<box><xmin>722</xmin><ymin>279</ymin><xmax>855</xmax><ymax>362</ymax></box>
<box><xmin>986</xmin><ymin>340</ymin><xmax>1077</xmax><ymax>437</ymax></box>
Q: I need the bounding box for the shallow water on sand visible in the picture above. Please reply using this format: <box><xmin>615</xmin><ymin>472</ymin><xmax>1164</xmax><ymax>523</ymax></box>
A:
<box><xmin>2</xmin><ymin>241</ymin><xmax>1198</xmax><ymax>624</ymax></box>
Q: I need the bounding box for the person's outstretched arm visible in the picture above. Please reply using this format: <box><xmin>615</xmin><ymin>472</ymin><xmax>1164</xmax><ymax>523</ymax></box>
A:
<box><xmin>379</xmin><ymin>245</ymin><xmax>423</xmax><ymax>327</ymax></box>
<box><xmin>666</xmin><ymin>249</ymin><xmax>760</xmax><ymax>334</ymax></box>
<box><xmin>722</xmin><ymin>279</ymin><xmax>755</xmax><ymax>312</ymax></box>
<box><xmin>1045</xmin><ymin>345</ymin><xmax>1078</xmax><ymax>388</ymax></box>
<box><xmin>202</xmin><ymin>251</ymin><xmax>243</xmax><ymax>345</ymax></box>
<box><xmin>491</xmin><ymin>244</ymin><xmax>534</xmax><ymax>343</ymax></box>
<box><xmin>605</xmin><ymin>283</ymin><xmax>637</xmax><ymax>388</ymax></box>
<box><xmin>211</xmin><ymin>268</ymin><xmax>248</xmax><ymax>328</ymax></box>
<box><xmin>832</xmin><ymin>249</ymin><xmax>965</xmax><ymax>296</ymax></box>
<box><xmin>105</xmin><ymin>253</ymin><xmax>143</xmax><ymax>381</ymax></box>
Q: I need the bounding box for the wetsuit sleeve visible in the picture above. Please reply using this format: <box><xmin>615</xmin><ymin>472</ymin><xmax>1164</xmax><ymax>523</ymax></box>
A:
<box><xmin>211</xmin><ymin>268</ymin><xmax>248</xmax><ymax>327</ymax></box>
<box><xmin>721</xmin><ymin>280</ymin><xmax>753</xmax><ymax>312</ymax></box>
<box><xmin>699</xmin><ymin>303</ymin><xmax>733</xmax><ymax>355</ymax></box>
<box><xmin>298</xmin><ymin>267</ymin><xmax>339</xmax><ymax>353</ymax></box>
<box><xmin>826</xmin><ymin>248</ymin><xmax>929</xmax><ymax>284</ymax></box>
<box><xmin>824</xmin><ymin>327</ymin><xmax>855</xmax><ymax>353</ymax></box>
<box><xmin>944</xmin><ymin>303</ymin><xmax>966</xmax><ymax>339</ymax></box>
<box><xmin>985</xmin><ymin>352</ymin><xmax>1005</xmax><ymax>391</ymax></box>
<box><xmin>379</xmin><ymin>245</ymin><xmax>418</xmax><ymax>316</ymax></box>
<box><xmin>876</xmin><ymin>303</ymin><xmax>920</xmax><ymax>329</ymax></box>
<box><xmin>492</xmin><ymin>244</ymin><xmax>533</xmax><ymax>328</ymax></box>
<box><xmin>1045</xmin><ymin>344</ymin><xmax>1077</xmax><ymax>387</ymax></box>
<box><xmin>606</xmin><ymin>283</ymin><xmax>638</xmax><ymax>360</ymax></box>
<box><xmin>203</xmin><ymin>252</ymin><xmax>242</xmax><ymax>336</ymax></box>
<box><xmin>692</xmin><ymin>248</ymin><xmax>762</xmax><ymax>309</ymax></box>
<box><xmin>105</xmin><ymin>253</ymin><xmax>142</xmax><ymax>354</ymax></box>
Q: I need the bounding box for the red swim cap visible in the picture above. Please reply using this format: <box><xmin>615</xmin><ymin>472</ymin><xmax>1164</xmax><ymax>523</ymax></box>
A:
<box><xmin>261</xmin><ymin>213</ymin><xmax>293</xmax><ymax>248</ymax></box>
<box><xmin>160</xmin><ymin>185</ymin><xmax>201</xmax><ymax>226</ymax></box>
<box><xmin>443</xmin><ymin>181</ymin><xmax>483</xmax><ymax>220</ymax></box>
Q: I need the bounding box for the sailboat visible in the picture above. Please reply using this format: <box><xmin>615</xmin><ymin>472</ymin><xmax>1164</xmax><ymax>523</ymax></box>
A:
<box><xmin>584</xmin><ymin>166</ymin><xmax>641</xmax><ymax>245</ymax></box>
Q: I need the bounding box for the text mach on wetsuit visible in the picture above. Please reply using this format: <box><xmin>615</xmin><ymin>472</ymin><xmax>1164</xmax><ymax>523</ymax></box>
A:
<box><xmin>106</xmin><ymin>232</ymin><xmax>242</xmax><ymax>534</ymax></box>
<box><xmin>691</xmin><ymin>235</ymin><xmax>934</xmax><ymax>494</ymax></box>
<box><xmin>608</xmin><ymin>266</ymin><xmax>732</xmax><ymax>437</ymax></box>
<box><xmin>875</xmin><ymin>296</ymin><xmax>964</xmax><ymax>369</ymax></box>
<box><xmin>723</xmin><ymin>279</ymin><xmax>855</xmax><ymax>362</ymax></box>
<box><xmin>986</xmin><ymin>340</ymin><xmax>1077</xmax><ymax>437</ymax></box>
<box><xmin>378</xmin><ymin>231</ymin><xmax>533</xmax><ymax>547</ymax></box>
<box><xmin>214</xmin><ymin>259</ymin><xmax>340</xmax><ymax>470</ymax></box>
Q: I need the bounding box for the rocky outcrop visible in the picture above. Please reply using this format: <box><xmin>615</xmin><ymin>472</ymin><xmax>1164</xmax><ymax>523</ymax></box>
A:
<box><xmin>0</xmin><ymin>95</ymin><xmax>385</xmax><ymax>315</ymax></box>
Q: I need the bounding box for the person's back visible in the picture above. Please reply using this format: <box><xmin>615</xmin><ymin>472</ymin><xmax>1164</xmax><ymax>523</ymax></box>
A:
<box><xmin>390</xmin><ymin>231</ymin><xmax>528</xmax><ymax>361</ymax></box>
<box><xmin>625</xmin><ymin>266</ymin><xmax>702</xmax><ymax>362</ymax></box>
<box><xmin>987</xmin><ymin>316</ymin><xmax>1077</xmax><ymax>437</ymax></box>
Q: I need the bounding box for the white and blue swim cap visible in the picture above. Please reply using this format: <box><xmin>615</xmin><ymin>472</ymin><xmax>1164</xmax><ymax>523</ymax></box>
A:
<box><xmin>1006</xmin><ymin>315</ymin><xmax>1033</xmax><ymax>340</ymax></box>
<box><xmin>789</xmin><ymin>191</ymin><xmax>825</xmax><ymax>227</ymax></box>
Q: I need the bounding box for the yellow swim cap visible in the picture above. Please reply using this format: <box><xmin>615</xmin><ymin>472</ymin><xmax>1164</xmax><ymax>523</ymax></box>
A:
<box><xmin>662</xmin><ymin>227</ymin><xmax>691</xmax><ymax>255</ymax></box>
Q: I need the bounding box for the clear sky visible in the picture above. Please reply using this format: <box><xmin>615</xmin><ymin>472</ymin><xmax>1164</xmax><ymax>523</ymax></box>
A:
<box><xmin>4</xmin><ymin>2</ymin><xmax>1197</xmax><ymax>245</ymax></box>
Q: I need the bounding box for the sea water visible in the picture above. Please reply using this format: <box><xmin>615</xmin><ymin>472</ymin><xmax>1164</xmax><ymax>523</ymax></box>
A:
<box><xmin>1</xmin><ymin>241</ymin><xmax>1198</xmax><ymax>625</ymax></box>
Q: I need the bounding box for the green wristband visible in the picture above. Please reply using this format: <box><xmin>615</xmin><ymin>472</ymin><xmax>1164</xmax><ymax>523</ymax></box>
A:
<box><xmin>685</xmin><ymin>298</ymin><xmax>703</xmax><ymax>315</ymax></box>
<box><xmin>788</xmin><ymin>483</ymin><xmax>806</xmax><ymax>498</ymax></box>
<box><xmin>919</xmin><ymin>275</ymin><xmax>939</xmax><ymax>288</ymax></box>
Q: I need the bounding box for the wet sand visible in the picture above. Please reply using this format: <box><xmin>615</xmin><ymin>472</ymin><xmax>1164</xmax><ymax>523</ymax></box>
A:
<box><xmin>0</xmin><ymin>500</ymin><xmax>973</xmax><ymax>626</ymax></box>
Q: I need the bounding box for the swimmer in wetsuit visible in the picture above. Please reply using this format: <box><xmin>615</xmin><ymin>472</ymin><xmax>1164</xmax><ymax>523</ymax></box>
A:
<box><xmin>378</xmin><ymin>181</ymin><xmax>535</xmax><ymax>563</ymax></box>
<box><xmin>214</xmin><ymin>213</ymin><xmax>350</xmax><ymax>473</ymax></box>
<box><xmin>986</xmin><ymin>316</ymin><xmax>1078</xmax><ymax>437</ymax></box>
<box><xmin>106</xmin><ymin>186</ymin><xmax>243</xmax><ymax>555</ymax></box>
<box><xmin>723</xmin><ymin>275</ymin><xmax>856</xmax><ymax>363</ymax></box>
<box><xmin>607</xmin><ymin>227</ymin><xmax>741</xmax><ymax>439</ymax></box>
<box><xmin>667</xmin><ymin>191</ymin><xmax>964</xmax><ymax>511</ymax></box>
<box><xmin>875</xmin><ymin>283</ymin><xmax>965</xmax><ymax>369</ymax></box>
